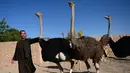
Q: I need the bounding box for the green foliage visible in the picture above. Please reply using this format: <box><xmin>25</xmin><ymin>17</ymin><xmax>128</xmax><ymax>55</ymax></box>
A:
<box><xmin>77</xmin><ymin>30</ymin><xmax>83</xmax><ymax>38</ymax></box>
<box><xmin>0</xmin><ymin>18</ymin><xmax>9</xmax><ymax>36</ymax></box>
<box><xmin>0</xmin><ymin>18</ymin><xmax>9</xmax><ymax>41</ymax></box>
<box><xmin>66</xmin><ymin>29</ymin><xmax>83</xmax><ymax>39</ymax></box>
<box><xmin>2</xmin><ymin>28</ymin><xmax>21</xmax><ymax>42</ymax></box>
<box><xmin>0</xmin><ymin>18</ymin><xmax>20</xmax><ymax>42</ymax></box>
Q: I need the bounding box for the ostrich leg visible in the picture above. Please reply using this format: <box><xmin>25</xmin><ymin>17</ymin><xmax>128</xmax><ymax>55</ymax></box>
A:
<box><xmin>35</xmin><ymin>12</ymin><xmax>43</xmax><ymax>64</ymax></box>
<box><xmin>56</xmin><ymin>62</ymin><xmax>64</xmax><ymax>73</ymax></box>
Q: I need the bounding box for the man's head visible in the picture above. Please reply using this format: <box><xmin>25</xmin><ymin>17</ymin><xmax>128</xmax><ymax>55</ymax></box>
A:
<box><xmin>20</xmin><ymin>30</ymin><xmax>26</xmax><ymax>39</ymax></box>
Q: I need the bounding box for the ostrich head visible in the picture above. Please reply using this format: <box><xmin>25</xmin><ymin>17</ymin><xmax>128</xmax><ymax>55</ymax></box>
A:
<box><xmin>35</xmin><ymin>12</ymin><xmax>42</xmax><ymax>19</ymax></box>
<box><xmin>104</xmin><ymin>15</ymin><xmax>111</xmax><ymax>20</ymax></box>
<box><xmin>68</xmin><ymin>1</ymin><xmax>75</xmax><ymax>7</ymax></box>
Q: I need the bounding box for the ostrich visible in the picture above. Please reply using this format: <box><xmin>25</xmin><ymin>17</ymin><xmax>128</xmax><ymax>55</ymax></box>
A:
<box><xmin>68</xmin><ymin>2</ymin><xmax>109</xmax><ymax>73</ymax></box>
<box><xmin>35</xmin><ymin>12</ymin><xmax>76</xmax><ymax>73</ymax></box>
<box><xmin>104</xmin><ymin>15</ymin><xmax>130</xmax><ymax>58</ymax></box>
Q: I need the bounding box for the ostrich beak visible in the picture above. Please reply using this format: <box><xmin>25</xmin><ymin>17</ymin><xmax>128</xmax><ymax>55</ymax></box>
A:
<box><xmin>68</xmin><ymin>1</ymin><xmax>75</xmax><ymax>7</ymax></box>
<box><xmin>35</xmin><ymin>12</ymin><xmax>42</xmax><ymax>18</ymax></box>
<box><xmin>104</xmin><ymin>16</ymin><xmax>111</xmax><ymax>20</ymax></box>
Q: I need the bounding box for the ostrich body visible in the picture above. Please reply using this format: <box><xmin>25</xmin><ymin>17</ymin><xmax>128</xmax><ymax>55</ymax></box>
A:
<box><xmin>70</xmin><ymin>35</ymin><xmax>107</xmax><ymax>73</ymax></box>
<box><xmin>109</xmin><ymin>36</ymin><xmax>130</xmax><ymax>57</ymax></box>
<box><xmin>39</xmin><ymin>38</ymin><xmax>73</xmax><ymax>62</ymax></box>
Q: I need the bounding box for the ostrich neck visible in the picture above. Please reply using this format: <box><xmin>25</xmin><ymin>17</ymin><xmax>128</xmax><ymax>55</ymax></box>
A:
<box><xmin>39</xmin><ymin>17</ymin><xmax>43</xmax><ymax>38</ymax></box>
<box><xmin>108</xmin><ymin>19</ymin><xmax>111</xmax><ymax>38</ymax></box>
<box><xmin>70</xmin><ymin>5</ymin><xmax>75</xmax><ymax>42</ymax></box>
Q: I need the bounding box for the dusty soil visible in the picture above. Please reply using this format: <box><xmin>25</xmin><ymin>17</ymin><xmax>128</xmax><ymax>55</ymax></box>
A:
<box><xmin>0</xmin><ymin>57</ymin><xmax>130</xmax><ymax>73</ymax></box>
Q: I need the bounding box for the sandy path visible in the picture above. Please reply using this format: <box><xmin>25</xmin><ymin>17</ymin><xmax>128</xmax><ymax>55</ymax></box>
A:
<box><xmin>0</xmin><ymin>58</ymin><xmax>130</xmax><ymax>73</ymax></box>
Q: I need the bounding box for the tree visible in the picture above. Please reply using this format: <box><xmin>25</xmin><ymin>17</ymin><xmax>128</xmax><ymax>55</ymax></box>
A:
<box><xmin>0</xmin><ymin>18</ymin><xmax>10</xmax><ymax>41</ymax></box>
<box><xmin>77</xmin><ymin>30</ymin><xmax>83</xmax><ymax>38</ymax></box>
<box><xmin>2</xmin><ymin>28</ymin><xmax>21</xmax><ymax>42</ymax></box>
<box><xmin>0</xmin><ymin>18</ymin><xmax>20</xmax><ymax>42</ymax></box>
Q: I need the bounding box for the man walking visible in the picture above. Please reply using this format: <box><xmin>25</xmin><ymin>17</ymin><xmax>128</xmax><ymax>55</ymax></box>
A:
<box><xmin>11</xmin><ymin>30</ymin><xmax>39</xmax><ymax>73</ymax></box>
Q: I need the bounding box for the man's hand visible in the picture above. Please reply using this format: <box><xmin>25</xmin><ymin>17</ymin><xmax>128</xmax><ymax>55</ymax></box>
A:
<box><xmin>11</xmin><ymin>59</ymin><xmax>15</xmax><ymax>64</ymax></box>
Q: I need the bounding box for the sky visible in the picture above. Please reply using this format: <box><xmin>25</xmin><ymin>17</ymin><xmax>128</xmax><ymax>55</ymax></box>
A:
<box><xmin>0</xmin><ymin>0</ymin><xmax>130</xmax><ymax>38</ymax></box>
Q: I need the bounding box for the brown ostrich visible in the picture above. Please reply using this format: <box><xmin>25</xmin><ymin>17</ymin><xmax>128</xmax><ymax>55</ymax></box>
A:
<box><xmin>68</xmin><ymin>2</ymin><xmax>109</xmax><ymax>73</ymax></box>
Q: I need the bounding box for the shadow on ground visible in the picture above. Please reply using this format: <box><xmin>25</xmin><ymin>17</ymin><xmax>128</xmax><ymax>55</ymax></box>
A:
<box><xmin>108</xmin><ymin>57</ymin><xmax>130</xmax><ymax>62</ymax></box>
<box><xmin>108</xmin><ymin>57</ymin><xmax>130</xmax><ymax>60</ymax></box>
<box><xmin>42</xmin><ymin>70</ymin><xmax>95</xmax><ymax>73</ymax></box>
<box><xmin>45</xmin><ymin>66</ymin><xmax>69</xmax><ymax>71</ymax></box>
<box><xmin>106</xmin><ymin>57</ymin><xmax>130</xmax><ymax>64</ymax></box>
<box><xmin>65</xmin><ymin>71</ymin><xmax>95</xmax><ymax>73</ymax></box>
<box><xmin>45</xmin><ymin>66</ymin><xmax>59</xmax><ymax>69</ymax></box>
<box><xmin>44</xmin><ymin>66</ymin><xmax>95</xmax><ymax>73</ymax></box>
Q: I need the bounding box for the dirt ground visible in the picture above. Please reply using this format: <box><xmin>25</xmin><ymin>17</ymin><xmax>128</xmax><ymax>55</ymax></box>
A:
<box><xmin>0</xmin><ymin>57</ymin><xmax>130</xmax><ymax>73</ymax></box>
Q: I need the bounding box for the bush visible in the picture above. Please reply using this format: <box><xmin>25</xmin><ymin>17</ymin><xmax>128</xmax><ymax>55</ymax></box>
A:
<box><xmin>0</xmin><ymin>18</ymin><xmax>20</xmax><ymax>42</ymax></box>
<box><xmin>2</xmin><ymin>28</ymin><xmax>20</xmax><ymax>42</ymax></box>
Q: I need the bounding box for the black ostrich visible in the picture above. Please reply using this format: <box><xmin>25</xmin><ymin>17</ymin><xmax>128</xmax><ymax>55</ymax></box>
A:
<box><xmin>35</xmin><ymin>12</ymin><xmax>76</xmax><ymax>73</ymax></box>
<box><xmin>109</xmin><ymin>36</ymin><xmax>130</xmax><ymax>58</ymax></box>
<box><xmin>104</xmin><ymin>15</ymin><xmax>130</xmax><ymax>58</ymax></box>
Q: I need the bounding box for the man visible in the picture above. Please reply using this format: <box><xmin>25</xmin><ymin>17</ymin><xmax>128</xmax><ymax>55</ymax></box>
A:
<box><xmin>11</xmin><ymin>30</ymin><xmax>39</xmax><ymax>73</ymax></box>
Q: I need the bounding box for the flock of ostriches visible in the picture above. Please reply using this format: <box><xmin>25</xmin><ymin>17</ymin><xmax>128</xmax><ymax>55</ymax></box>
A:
<box><xmin>35</xmin><ymin>2</ymin><xmax>130</xmax><ymax>73</ymax></box>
